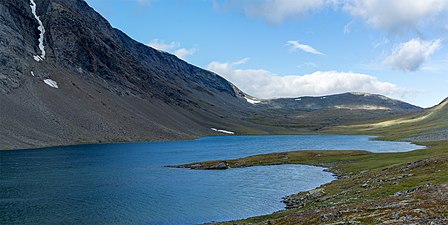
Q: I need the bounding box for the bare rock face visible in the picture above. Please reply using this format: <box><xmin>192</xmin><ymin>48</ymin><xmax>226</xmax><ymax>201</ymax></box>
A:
<box><xmin>0</xmin><ymin>0</ymin><xmax>39</xmax><ymax>93</ymax></box>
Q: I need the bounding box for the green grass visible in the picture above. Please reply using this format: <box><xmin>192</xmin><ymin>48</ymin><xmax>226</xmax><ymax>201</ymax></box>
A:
<box><xmin>326</xmin><ymin>98</ymin><xmax>448</xmax><ymax>141</ymax></box>
<box><xmin>199</xmin><ymin>141</ymin><xmax>448</xmax><ymax>224</ymax></box>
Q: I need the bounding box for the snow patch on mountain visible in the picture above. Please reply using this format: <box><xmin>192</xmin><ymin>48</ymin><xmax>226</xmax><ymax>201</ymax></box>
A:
<box><xmin>211</xmin><ymin>128</ymin><xmax>235</xmax><ymax>135</ymax></box>
<box><xmin>334</xmin><ymin>105</ymin><xmax>392</xmax><ymax>110</ymax></box>
<box><xmin>29</xmin><ymin>0</ymin><xmax>46</xmax><ymax>61</ymax></box>
<box><xmin>245</xmin><ymin>96</ymin><xmax>261</xmax><ymax>104</ymax></box>
<box><xmin>43</xmin><ymin>79</ymin><xmax>58</xmax><ymax>88</ymax></box>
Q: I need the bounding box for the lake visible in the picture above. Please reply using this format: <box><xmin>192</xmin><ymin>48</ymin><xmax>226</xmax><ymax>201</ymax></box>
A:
<box><xmin>0</xmin><ymin>135</ymin><xmax>423</xmax><ymax>224</ymax></box>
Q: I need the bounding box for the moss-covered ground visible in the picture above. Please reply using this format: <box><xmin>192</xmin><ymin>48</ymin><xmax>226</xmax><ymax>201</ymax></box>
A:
<box><xmin>178</xmin><ymin>99</ymin><xmax>448</xmax><ymax>224</ymax></box>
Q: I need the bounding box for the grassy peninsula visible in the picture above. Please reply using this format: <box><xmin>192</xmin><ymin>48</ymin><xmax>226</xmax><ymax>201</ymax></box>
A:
<box><xmin>177</xmin><ymin>99</ymin><xmax>448</xmax><ymax>224</ymax></box>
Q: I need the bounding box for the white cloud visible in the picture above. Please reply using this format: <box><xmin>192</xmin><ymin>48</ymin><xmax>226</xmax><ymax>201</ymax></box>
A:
<box><xmin>218</xmin><ymin>0</ymin><xmax>448</xmax><ymax>34</ymax></box>
<box><xmin>343</xmin><ymin>21</ymin><xmax>353</xmax><ymax>34</ymax></box>
<box><xmin>344</xmin><ymin>0</ymin><xmax>448</xmax><ymax>33</ymax></box>
<box><xmin>148</xmin><ymin>39</ymin><xmax>196</xmax><ymax>60</ymax></box>
<box><xmin>232</xmin><ymin>57</ymin><xmax>251</xmax><ymax>65</ymax></box>
<box><xmin>219</xmin><ymin>0</ymin><xmax>330</xmax><ymax>23</ymax></box>
<box><xmin>148</xmin><ymin>39</ymin><xmax>180</xmax><ymax>52</ymax></box>
<box><xmin>385</xmin><ymin>39</ymin><xmax>441</xmax><ymax>71</ymax></box>
<box><xmin>297</xmin><ymin>62</ymin><xmax>318</xmax><ymax>68</ymax></box>
<box><xmin>373</xmin><ymin>38</ymin><xmax>390</xmax><ymax>48</ymax></box>
<box><xmin>174</xmin><ymin>48</ymin><xmax>197</xmax><ymax>60</ymax></box>
<box><xmin>207</xmin><ymin>59</ymin><xmax>411</xmax><ymax>99</ymax></box>
<box><xmin>287</xmin><ymin>40</ymin><xmax>324</xmax><ymax>55</ymax></box>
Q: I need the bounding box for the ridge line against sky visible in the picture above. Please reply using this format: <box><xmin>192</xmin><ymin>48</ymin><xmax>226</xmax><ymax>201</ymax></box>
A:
<box><xmin>85</xmin><ymin>0</ymin><xmax>448</xmax><ymax>107</ymax></box>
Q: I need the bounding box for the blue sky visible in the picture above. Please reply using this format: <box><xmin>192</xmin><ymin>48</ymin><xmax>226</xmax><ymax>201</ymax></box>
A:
<box><xmin>85</xmin><ymin>0</ymin><xmax>448</xmax><ymax>107</ymax></box>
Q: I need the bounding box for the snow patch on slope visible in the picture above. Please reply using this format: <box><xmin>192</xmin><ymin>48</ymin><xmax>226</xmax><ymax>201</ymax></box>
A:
<box><xmin>351</xmin><ymin>92</ymin><xmax>372</xmax><ymax>97</ymax></box>
<box><xmin>211</xmin><ymin>128</ymin><xmax>235</xmax><ymax>135</ymax></box>
<box><xmin>245</xmin><ymin>96</ymin><xmax>261</xmax><ymax>104</ymax></box>
<box><xmin>33</xmin><ymin>55</ymin><xmax>43</xmax><ymax>62</ymax></box>
<box><xmin>29</xmin><ymin>0</ymin><xmax>46</xmax><ymax>61</ymax></box>
<box><xmin>334</xmin><ymin>105</ymin><xmax>392</xmax><ymax>110</ymax></box>
<box><xmin>43</xmin><ymin>79</ymin><xmax>58</xmax><ymax>88</ymax></box>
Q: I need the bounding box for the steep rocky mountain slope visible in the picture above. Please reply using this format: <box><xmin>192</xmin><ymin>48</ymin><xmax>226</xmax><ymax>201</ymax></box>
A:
<box><xmin>0</xmin><ymin>0</ymin><xmax>259</xmax><ymax>149</ymax></box>
<box><xmin>0</xmin><ymin>0</ymin><xmax>423</xmax><ymax>150</ymax></box>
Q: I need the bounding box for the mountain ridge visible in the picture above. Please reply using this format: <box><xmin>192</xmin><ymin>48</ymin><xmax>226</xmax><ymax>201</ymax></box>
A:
<box><xmin>248</xmin><ymin>92</ymin><xmax>421</xmax><ymax>110</ymax></box>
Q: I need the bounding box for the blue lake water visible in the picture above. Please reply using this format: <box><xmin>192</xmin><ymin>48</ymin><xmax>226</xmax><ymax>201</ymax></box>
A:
<box><xmin>0</xmin><ymin>135</ymin><xmax>423</xmax><ymax>224</ymax></box>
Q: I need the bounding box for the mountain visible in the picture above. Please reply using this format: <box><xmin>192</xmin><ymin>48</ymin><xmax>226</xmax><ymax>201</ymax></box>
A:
<box><xmin>243</xmin><ymin>92</ymin><xmax>422</xmax><ymax>131</ymax></box>
<box><xmin>0</xmin><ymin>0</ymin><xmax>423</xmax><ymax>150</ymax></box>
<box><xmin>251</xmin><ymin>92</ymin><xmax>421</xmax><ymax>111</ymax></box>
<box><xmin>0</xmin><ymin>0</ymin><xmax>260</xmax><ymax>149</ymax></box>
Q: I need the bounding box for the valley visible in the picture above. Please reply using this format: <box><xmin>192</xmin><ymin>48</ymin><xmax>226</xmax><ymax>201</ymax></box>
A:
<box><xmin>0</xmin><ymin>0</ymin><xmax>447</xmax><ymax>224</ymax></box>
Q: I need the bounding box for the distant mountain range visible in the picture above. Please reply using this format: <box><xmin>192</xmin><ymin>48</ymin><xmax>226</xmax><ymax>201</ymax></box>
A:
<box><xmin>0</xmin><ymin>0</ymin><xmax>427</xmax><ymax>150</ymax></box>
<box><xmin>248</xmin><ymin>92</ymin><xmax>421</xmax><ymax>111</ymax></box>
<box><xmin>241</xmin><ymin>92</ymin><xmax>423</xmax><ymax>132</ymax></box>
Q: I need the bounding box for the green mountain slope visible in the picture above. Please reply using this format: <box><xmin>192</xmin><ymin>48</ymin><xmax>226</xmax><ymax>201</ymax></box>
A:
<box><xmin>330</xmin><ymin>97</ymin><xmax>448</xmax><ymax>141</ymax></box>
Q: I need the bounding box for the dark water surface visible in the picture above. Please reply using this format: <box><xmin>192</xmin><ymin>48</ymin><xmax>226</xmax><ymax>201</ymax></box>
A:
<box><xmin>0</xmin><ymin>135</ymin><xmax>423</xmax><ymax>224</ymax></box>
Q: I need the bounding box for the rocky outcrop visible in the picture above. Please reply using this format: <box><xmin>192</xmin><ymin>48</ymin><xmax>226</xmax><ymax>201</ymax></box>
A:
<box><xmin>172</xmin><ymin>161</ymin><xmax>230</xmax><ymax>170</ymax></box>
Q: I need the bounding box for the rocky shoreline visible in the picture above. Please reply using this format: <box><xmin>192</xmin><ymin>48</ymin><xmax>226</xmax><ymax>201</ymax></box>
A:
<box><xmin>172</xmin><ymin>142</ymin><xmax>448</xmax><ymax>224</ymax></box>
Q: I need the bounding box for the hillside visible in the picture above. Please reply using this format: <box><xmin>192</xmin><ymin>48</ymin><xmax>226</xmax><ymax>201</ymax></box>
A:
<box><xmin>331</xmin><ymin>97</ymin><xmax>448</xmax><ymax>141</ymax></box>
<box><xmin>252</xmin><ymin>92</ymin><xmax>420</xmax><ymax>111</ymax></box>
<box><xmin>0</xmin><ymin>0</ymin><xmax>264</xmax><ymax>149</ymax></box>
<box><xmin>245</xmin><ymin>92</ymin><xmax>422</xmax><ymax>132</ymax></box>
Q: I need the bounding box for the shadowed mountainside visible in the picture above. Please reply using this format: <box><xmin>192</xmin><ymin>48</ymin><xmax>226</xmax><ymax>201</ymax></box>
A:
<box><xmin>0</xmin><ymin>0</ymin><xmax>260</xmax><ymax>149</ymax></box>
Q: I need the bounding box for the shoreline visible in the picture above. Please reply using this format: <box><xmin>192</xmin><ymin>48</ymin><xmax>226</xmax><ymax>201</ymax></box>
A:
<box><xmin>0</xmin><ymin>133</ymin><xmax>420</xmax><ymax>151</ymax></box>
<box><xmin>0</xmin><ymin>132</ymin><xmax>326</xmax><ymax>151</ymax></box>
<box><xmin>175</xmin><ymin>140</ymin><xmax>448</xmax><ymax>224</ymax></box>
<box><xmin>175</xmin><ymin>160</ymin><xmax>344</xmax><ymax>221</ymax></box>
